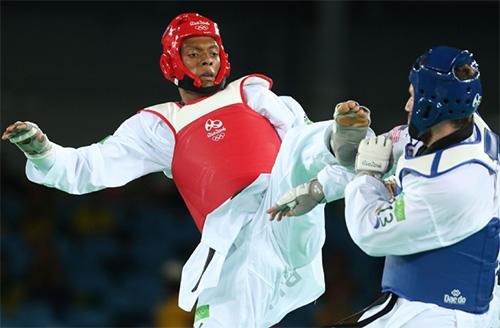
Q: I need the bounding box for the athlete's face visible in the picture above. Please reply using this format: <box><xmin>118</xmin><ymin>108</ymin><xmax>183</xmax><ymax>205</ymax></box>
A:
<box><xmin>405</xmin><ymin>84</ymin><xmax>414</xmax><ymax>124</ymax></box>
<box><xmin>180</xmin><ymin>36</ymin><xmax>221</xmax><ymax>88</ymax></box>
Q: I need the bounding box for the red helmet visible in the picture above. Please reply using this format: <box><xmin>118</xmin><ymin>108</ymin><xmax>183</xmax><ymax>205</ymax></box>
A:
<box><xmin>160</xmin><ymin>13</ymin><xmax>230</xmax><ymax>90</ymax></box>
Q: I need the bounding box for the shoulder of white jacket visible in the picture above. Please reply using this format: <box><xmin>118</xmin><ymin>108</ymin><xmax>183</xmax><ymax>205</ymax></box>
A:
<box><xmin>140</xmin><ymin>102</ymin><xmax>179</xmax><ymax>120</ymax></box>
<box><xmin>230</xmin><ymin>74</ymin><xmax>273</xmax><ymax>91</ymax></box>
<box><xmin>143</xmin><ymin>101</ymin><xmax>178</xmax><ymax>112</ymax></box>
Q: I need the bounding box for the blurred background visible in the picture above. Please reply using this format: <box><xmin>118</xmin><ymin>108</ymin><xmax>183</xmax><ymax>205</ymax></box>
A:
<box><xmin>1</xmin><ymin>1</ymin><xmax>498</xmax><ymax>327</ymax></box>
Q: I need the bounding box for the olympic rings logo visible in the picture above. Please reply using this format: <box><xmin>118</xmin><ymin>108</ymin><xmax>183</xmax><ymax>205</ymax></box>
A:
<box><xmin>211</xmin><ymin>133</ymin><xmax>225</xmax><ymax>142</ymax></box>
<box><xmin>194</xmin><ymin>25</ymin><xmax>209</xmax><ymax>31</ymax></box>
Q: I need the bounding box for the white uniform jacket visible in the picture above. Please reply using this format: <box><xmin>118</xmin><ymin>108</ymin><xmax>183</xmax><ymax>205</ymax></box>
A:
<box><xmin>344</xmin><ymin>116</ymin><xmax>500</xmax><ymax>328</ymax></box>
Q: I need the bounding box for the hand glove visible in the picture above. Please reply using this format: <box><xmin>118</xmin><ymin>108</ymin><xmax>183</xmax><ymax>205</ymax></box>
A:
<box><xmin>267</xmin><ymin>179</ymin><xmax>326</xmax><ymax>221</ymax></box>
<box><xmin>331</xmin><ymin>100</ymin><xmax>371</xmax><ymax>167</ymax></box>
<box><xmin>4</xmin><ymin>121</ymin><xmax>52</xmax><ymax>158</ymax></box>
<box><xmin>355</xmin><ymin>135</ymin><xmax>393</xmax><ymax>179</ymax></box>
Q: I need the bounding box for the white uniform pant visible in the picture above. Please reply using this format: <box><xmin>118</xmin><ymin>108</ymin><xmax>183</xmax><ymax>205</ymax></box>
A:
<box><xmin>194</xmin><ymin>121</ymin><xmax>337</xmax><ymax>327</ymax></box>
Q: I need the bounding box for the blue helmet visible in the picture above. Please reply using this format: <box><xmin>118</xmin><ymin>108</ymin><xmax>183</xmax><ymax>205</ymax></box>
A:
<box><xmin>408</xmin><ymin>46</ymin><xmax>482</xmax><ymax>139</ymax></box>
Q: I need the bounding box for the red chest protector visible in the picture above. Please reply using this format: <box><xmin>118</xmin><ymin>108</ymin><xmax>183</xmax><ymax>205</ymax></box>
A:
<box><xmin>142</xmin><ymin>75</ymin><xmax>281</xmax><ymax>231</ymax></box>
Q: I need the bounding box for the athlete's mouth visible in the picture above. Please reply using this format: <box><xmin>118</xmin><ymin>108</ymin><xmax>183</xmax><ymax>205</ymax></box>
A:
<box><xmin>200</xmin><ymin>72</ymin><xmax>215</xmax><ymax>81</ymax></box>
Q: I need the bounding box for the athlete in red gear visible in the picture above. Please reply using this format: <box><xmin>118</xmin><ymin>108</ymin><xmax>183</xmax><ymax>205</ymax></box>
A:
<box><xmin>3</xmin><ymin>13</ymin><xmax>370</xmax><ymax>327</ymax></box>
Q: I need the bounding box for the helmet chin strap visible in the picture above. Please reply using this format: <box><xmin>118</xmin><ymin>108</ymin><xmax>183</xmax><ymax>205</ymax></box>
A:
<box><xmin>178</xmin><ymin>76</ymin><xmax>227</xmax><ymax>95</ymax></box>
<box><xmin>408</xmin><ymin>123</ymin><xmax>422</xmax><ymax>141</ymax></box>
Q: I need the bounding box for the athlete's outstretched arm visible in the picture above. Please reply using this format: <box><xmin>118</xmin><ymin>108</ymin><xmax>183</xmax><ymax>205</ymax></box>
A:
<box><xmin>2</xmin><ymin>112</ymin><xmax>174</xmax><ymax>194</ymax></box>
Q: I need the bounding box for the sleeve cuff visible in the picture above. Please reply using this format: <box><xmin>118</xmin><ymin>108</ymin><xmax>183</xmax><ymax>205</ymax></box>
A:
<box><xmin>25</xmin><ymin>143</ymin><xmax>56</xmax><ymax>171</ymax></box>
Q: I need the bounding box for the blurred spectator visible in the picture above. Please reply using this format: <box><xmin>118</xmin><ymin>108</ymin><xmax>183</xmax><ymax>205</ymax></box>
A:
<box><xmin>153</xmin><ymin>260</ymin><xmax>194</xmax><ymax>327</ymax></box>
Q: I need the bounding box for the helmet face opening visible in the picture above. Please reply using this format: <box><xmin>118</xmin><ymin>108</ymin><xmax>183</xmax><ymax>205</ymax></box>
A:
<box><xmin>159</xmin><ymin>13</ymin><xmax>231</xmax><ymax>92</ymax></box>
<box><xmin>408</xmin><ymin>46</ymin><xmax>482</xmax><ymax>140</ymax></box>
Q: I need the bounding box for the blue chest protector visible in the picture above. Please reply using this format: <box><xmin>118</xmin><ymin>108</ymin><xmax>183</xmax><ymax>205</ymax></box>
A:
<box><xmin>384</xmin><ymin>114</ymin><xmax>500</xmax><ymax>314</ymax></box>
<box><xmin>382</xmin><ymin>218</ymin><xmax>499</xmax><ymax>314</ymax></box>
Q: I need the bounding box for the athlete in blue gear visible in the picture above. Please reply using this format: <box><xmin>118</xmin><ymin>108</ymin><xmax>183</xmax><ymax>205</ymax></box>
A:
<box><xmin>271</xmin><ymin>46</ymin><xmax>500</xmax><ymax>327</ymax></box>
<box><xmin>341</xmin><ymin>46</ymin><xmax>499</xmax><ymax>327</ymax></box>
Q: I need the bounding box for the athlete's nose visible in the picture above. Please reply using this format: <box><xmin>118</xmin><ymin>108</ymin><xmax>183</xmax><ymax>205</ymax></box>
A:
<box><xmin>201</xmin><ymin>52</ymin><xmax>213</xmax><ymax>66</ymax></box>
